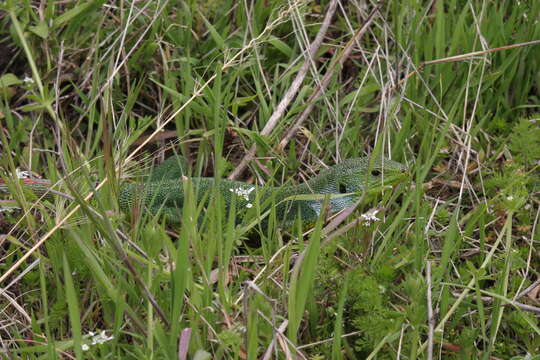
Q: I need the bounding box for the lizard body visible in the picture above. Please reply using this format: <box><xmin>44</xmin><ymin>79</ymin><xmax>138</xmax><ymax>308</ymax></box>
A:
<box><xmin>119</xmin><ymin>156</ymin><xmax>408</xmax><ymax>225</ymax></box>
<box><xmin>1</xmin><ymin>156</ymin><xmax>408</xmax><ymax>226</ymax></box>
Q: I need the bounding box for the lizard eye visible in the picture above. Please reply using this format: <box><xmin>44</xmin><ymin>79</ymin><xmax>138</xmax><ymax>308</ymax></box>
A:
<box><xmin>338</xmin><ymin>183</ymin><xmax>347</xmax><ymax>193</ymax></box>
<box><xmin>371</xmin><ymin>170</ymin><xmax>381</xmax><ymax>177</ymax></box>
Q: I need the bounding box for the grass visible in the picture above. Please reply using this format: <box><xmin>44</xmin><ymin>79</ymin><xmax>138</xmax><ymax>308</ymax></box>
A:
<box><xmin>1</xmin><ymin>0</ymin><xmax>540</xmax><ymax>358</ymax></box>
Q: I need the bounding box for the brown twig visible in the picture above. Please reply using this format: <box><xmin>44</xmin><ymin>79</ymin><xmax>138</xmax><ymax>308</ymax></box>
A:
<box><xmin>451</xmin><ymin>291</ymin><xmax>540</xmax><ymax>315</ymax></box>
<box><xmin>400</xmin><ymin>39</ymin><xmax>540</xmax><ymax>85</ymax></box>
<box><xmin>277</xmin><ymin>4</ymin><xmax>382</xmax><ymax>152</ymax></box>
<box><xmin>421</xmin><ymin>39</ymin><xmax>540</xmax><ymax>66</ymax></box>
<box><xmin>228</xmin><ymin>0</ymin><xmax>339</xmax><ymax>179</ymax></box>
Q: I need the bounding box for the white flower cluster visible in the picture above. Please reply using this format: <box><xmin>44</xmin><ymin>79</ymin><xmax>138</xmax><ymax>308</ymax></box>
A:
<box><xmin>23</xmin><ymin>76</ymin><xmax>34</xmax><ymax>84</ymax></box>
<box><xmin>229</xmin><ymin>186</ymin><xmax>255</xmax><ymax>208</ymax></box>
<box><xmin>82</xmin><ymin>330</ymin><xmax>114</xmax><ymax>351</ymax></box>
<box><xmin>360</xmin><ymin>208</ymin><xmax>381</xmax><ymax>225</ymax></box>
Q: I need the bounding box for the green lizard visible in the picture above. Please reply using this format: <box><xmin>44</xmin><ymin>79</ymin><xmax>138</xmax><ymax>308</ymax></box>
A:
<box><xmin>1</xmin><ymin>156</ymin><xmax>408</xmax><ymax>226</ymax></box>
<box><xmin>118</xmin><ymin>156</ymin><xmax>408</xmax><ymax>226</ymax></box>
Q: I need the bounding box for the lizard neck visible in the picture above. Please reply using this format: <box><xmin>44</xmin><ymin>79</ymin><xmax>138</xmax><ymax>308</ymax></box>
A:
<box><xmin>277</xmin><ymin>175</ymin><xmax>357</xmax><ymax>218</ymax></box>
<box><xmin>271</xmin><ymin>176</ymin><xmax>353</xmax><ymax>225</ymax></box>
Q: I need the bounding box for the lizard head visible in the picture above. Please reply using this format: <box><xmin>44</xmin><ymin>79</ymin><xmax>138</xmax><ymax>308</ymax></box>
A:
<box><xmin>306</xmin><ymin>156</ymin><xmax>408</xmax><ymax>213</ymax></box>
<box><xmin>332</xmin><ymin>157</ymin><xmax>409</xmax><ymax>193</ymax></box>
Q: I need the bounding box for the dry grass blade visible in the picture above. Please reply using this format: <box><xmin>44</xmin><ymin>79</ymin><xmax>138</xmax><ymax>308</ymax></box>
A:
<box><xmin>421</xmin><ymin>39</ymin><xmax>540</xmax><ymax>66</ymax></box>
<box><xmin>229</xmin><ymin>0</ymin><xmax>339</xmax><ymax>179</ymax></box>
<box><xmin>277</xmin><ymin>4</ymin><xmax>382</xmax><ymax>151</ymax></box>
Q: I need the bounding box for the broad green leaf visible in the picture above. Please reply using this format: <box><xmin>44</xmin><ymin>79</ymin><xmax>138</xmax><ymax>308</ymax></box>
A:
<box><xmin>28</xmin><ymin>20</ymin><xmax>48</xmax><ymax>39</ymax></box>
<box><xmin>0</xmin><ymin>73</ymin><xmax>21</xmax><ymax>87</ymax></box>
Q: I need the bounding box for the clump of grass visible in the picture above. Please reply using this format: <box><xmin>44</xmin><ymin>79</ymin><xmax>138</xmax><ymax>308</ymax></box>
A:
<box><xmin>1</xmin><ymin>0</ymin><xmax>540</xmax><ymax>359</ymax></box>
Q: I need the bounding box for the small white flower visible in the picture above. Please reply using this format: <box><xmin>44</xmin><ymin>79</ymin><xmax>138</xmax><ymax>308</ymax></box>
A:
<box><xmin>23</xmin><ymin>76</ymin><xmax>34</xmax><ymax>84</ymax></box>
<box><xmin>246</xmin><ymin>203</ymin><xmax>253</xmax><ymax>209</ymax></box>
<box><xmin>360</xmin><ymin>208</ymin><xmax>380</xmax><ymax>225</ymax></box>
<box><xmin>506</xmin><ymin>195</ymin><xmax>514</xmax><ymax>201</ymax></box>
<box><xmin>92</xmin><ymin>330</ymin><xmax>114</xmax><ymax>344</ymax></box>
<box><xmin>229</xmin><ymin>186</ymin><xmax>255</xmax><ymax>202</ymax></box>
<box><xmin>82</xmin><ymin>330</ymin><xmax>114</xmax><ymax>350</ymax></box>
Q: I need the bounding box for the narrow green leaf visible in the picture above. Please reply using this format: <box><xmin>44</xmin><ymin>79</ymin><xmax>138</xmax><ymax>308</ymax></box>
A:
<box><xmin>198</xmin><ymin>11</ymin><xmax>226</xmax><ymax>50</ymax></box>
<box><xmin>287</xmin><ymin>197</ymin><xmax>326</xmax><ymax>344</ymax></box>
<box><xmin>63</xmin><ymin>253</ymin><xmax>83</xmax><ymax>359</ymax></box>
<box><xmin>53</xmin><ymin>1</ymin><xmax>100</xmax><ymax>28</ymax></box>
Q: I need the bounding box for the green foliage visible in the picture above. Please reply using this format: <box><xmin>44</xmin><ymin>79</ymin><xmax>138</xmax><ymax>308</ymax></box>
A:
<box><xmin>485</xmin><ymin>161</ymin><xmax>532</xmax><ymax>213</ymax></box>
<box><xmin>1</xmin><ymin>0</ymin><xmax>540</xmax><ymax>358</ymax></box>
<box><xmin>509</xmin><ymin>114</ymin><xmax>540</xmax><ymax>167</ymax></box>
<box><xmin>346</xmin><ymin>269</ymin><xmax>403</xmax><ymax>356</ymax></box>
